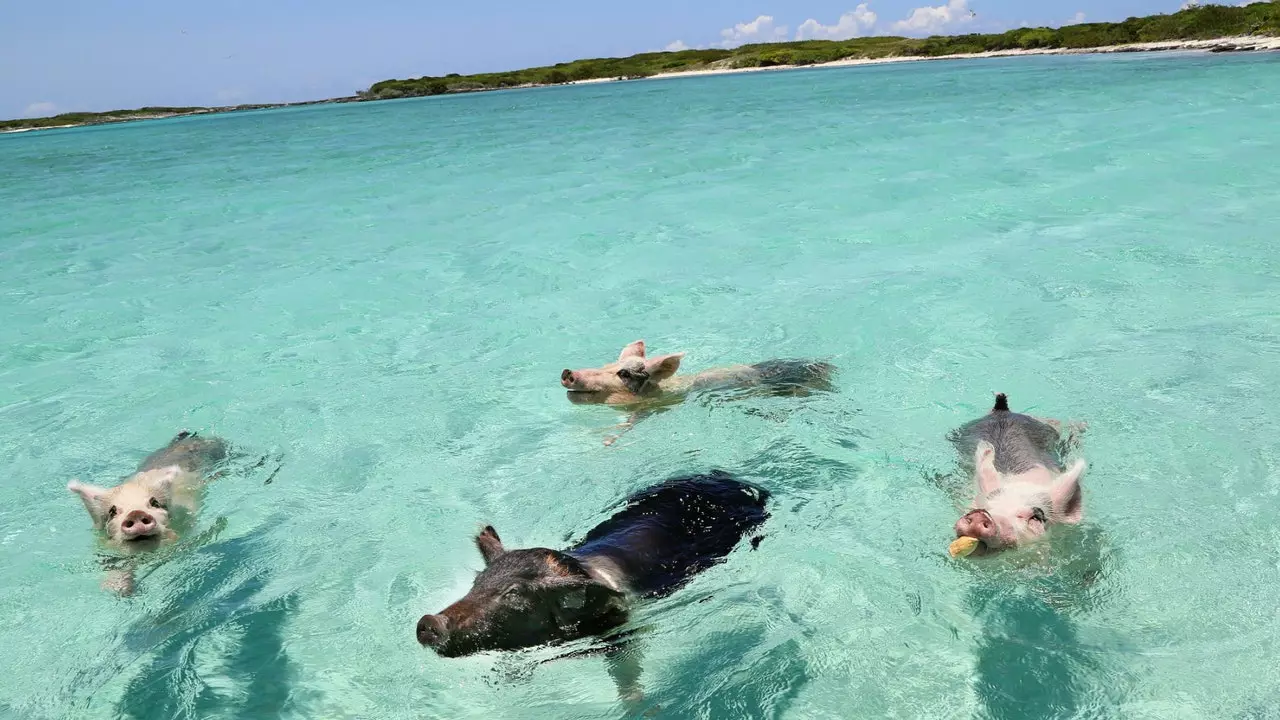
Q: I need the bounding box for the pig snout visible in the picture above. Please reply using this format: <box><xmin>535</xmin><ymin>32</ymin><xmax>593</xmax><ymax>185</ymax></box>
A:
<box><xmin>121</xmin><ymin>509</ymin><xmax>158</xmax><ymax>539</ymax></box>
<box><xmin>561</xmin><ymin>369</ymin><xmax>577</xmax><ymax>389</ymax></box>
<box><xmin>416</xmin><ymin>614</ymin><xmax>450</xmax><ymax>650</ymax></box>
<box><xmin>954</xmin><ymin>510</ymin><xmax>998</xmax><ymax>547</ymax></box>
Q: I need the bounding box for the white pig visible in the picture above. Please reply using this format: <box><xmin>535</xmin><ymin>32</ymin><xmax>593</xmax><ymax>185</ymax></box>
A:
<box><xmin>951</xmin><ymin>394</ymin><xmax>1087</xmax><ymax>555</ymax></box>
<box><xmin>67</xmin><ymin>431</ymin><xmax>227</xmax><ymax>594</ymax></box>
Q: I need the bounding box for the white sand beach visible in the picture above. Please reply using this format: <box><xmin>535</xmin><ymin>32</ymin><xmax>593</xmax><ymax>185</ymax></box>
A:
<box><xmin>0</xmin><ymin>124</ymin><xmax>79</xmax><ymax>134</ymax></box>
<box><xmin>647</xmin><ymin>35</ymin><xmax>1280</xmax><ymax>81</ymax></box>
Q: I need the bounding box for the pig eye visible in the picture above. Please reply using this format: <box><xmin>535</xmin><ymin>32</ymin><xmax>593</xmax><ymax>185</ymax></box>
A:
<box><xmin>616</xmin><ymin>368</ymin><xmax>649</xmax><ymax>389</ymax></box>
<box><xmin>107</xmin><ymin>506</ymin><xmax>119</xmax><ymax>520</ymax></box>
<box><xmin>503</xmin><ymin>584</ymin><xmax>524</xmax><ymax>599</ymax></box>
<box><xmin>149</xmin><ymin>497</ymin><xmax>164</xmax><ymax>509</ymax></box>
<box><xmin>1030</xmin><ymin>507</ymin><xmax>1046</xmax><ymax>523</ymax></box>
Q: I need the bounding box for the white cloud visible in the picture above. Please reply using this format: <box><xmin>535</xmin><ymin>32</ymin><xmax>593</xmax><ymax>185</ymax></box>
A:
<box><xmin>1071</xmin><ymin>11</ymin><xmax>1086</xmax><ymax>24</ymax></box>
<box><xmin>795</xmin><ymin>4</ymin><xmax>879</xmax><ymax>40</ymax></box>
<box><xmin>23</xmin><ymin>101</ymin><xmax>57</xmax><ymax>117</ymax></box>
<box><xmin>684</xmin><ymin>2</ymin><xmax>1007</xmax><ymax>51</ymax></box>
<box><xmin>1181</xmin><ymin>0</ymin><xmax>1262</xmax><ymax>7</ymax></box>
<box><xmin>717</xmin><ymin>15</ymin><xmax>788</xmax><ymax>49</ymax></box>
<box><xmin>891</xmin><ymin>0</ymin><xmax>976</xmax><ymax>36</ymax></box>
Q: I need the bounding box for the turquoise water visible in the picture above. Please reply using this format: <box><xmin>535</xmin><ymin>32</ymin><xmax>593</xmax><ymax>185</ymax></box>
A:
<box><xmin>2</xmin><ymin>51</ymin><xmax>1280</xmax><ymax>719</ymax></box>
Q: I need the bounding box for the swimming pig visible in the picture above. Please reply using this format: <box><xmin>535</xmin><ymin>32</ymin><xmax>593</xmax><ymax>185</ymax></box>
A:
<box><xmin>561</xmin><ymin>340</ymin><xmax>835</xmax><ymax>442</ymax></box>
<box><xmin>68</xmin><ymin>431</ymin><xmax>228</xmax><ymax>595</ymax></box>
<box><xmin>416</xmin><ymin>471</ymin><xmax>769</xmax><ymax>699</ymax></box>
<box><xmin>949</xmin><ymin>394</ymin><xmax>1087</xmax><ymax>555</ymax></box>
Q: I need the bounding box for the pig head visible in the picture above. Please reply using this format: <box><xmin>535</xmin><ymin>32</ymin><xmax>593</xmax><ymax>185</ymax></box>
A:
<box><xmin>67</xmin><ymin>465</ymin><xmax>197</xmax><ymax>550</ymax></box>
<box><xmin>561</xmin><ymin>340</ymin><xmax>685</xmax><ymax>405</ymax></box>
<box><xmin>417</xmin><ymin>526</ymin><xmax>628</xmax><ymax>657</ymax></box>
<box><xmin>953</xmin><ymin>393</ymin><xmax>1086</xmax><ymax>554</ymax></box>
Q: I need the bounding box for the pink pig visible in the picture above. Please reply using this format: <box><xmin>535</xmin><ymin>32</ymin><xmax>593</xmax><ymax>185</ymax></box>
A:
<box><xmin>951</xmin><ymin>394</ymin><xmax>1087</xmax><ymax>555</ymax></box>
<box><xmin>561</xmin><ymin>340</ymin><xmax>836</xmax><ymax>444</ymax></box>
<box><xmin>67</xmin><ymin>431</ymin><xmax>227</xmax><ymax>595</ymax></box>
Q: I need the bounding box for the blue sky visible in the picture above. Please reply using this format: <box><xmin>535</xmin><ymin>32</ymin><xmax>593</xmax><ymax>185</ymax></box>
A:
<box><xmin>1</xmin><ymin>0</ymin><xmax>1192</xmax><ymax>118</ymax></box>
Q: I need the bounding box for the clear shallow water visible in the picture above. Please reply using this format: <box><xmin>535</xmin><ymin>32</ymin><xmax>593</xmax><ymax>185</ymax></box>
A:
<box><xmin>2</xmin><ymin>51</ymin><xmax>1279</xmax><ymax>719</ymax></box>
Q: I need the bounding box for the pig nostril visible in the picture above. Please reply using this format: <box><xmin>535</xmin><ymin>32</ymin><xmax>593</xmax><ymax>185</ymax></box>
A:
<box><xmin>123</xmin><ymin>520</ymin><xmax>134</xmax><ymax>529</ymax></box>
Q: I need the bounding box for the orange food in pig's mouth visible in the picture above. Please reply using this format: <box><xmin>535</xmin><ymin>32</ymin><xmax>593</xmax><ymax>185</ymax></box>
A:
<box><xmin>948</xmin><ymin>536</ymin><xmax>981</xmax><ymax>558</ymax></box>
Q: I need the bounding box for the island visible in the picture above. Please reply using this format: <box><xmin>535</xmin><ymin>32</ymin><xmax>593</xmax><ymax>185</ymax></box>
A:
<box><xmin>4</xmin><ymin>2</ymin><xmax>1278</xmax><ymax>133</ymax></box>
<box><xmin>0</xmin><ymin>99</ymin><xmax>359</xmax><ymax>133</ymax></box>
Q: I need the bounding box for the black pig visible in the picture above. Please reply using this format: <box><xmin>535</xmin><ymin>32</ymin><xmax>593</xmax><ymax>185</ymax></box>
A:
<box><xmin>416</xmin><ymin>470</ymin><xmax>770</xmax><ymax>693</ymax></box>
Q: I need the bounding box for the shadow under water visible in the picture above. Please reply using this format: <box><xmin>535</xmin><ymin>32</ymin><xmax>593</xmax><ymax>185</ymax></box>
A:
<box><xmin>965</xmin><ymin>524</ymin><xmax>1125</xmax><ymax>720</ymax></box>
<box><xmin>970</xmin><ymin>586</ymin><xmax>1095</xmax><ymax>720</ymax></box>
<box><xmin>647</xmin><ymin>623</ymin><xmax>810</xmax><ymax>720</ymax></box>
<box><xmin>115</xmin><ymin>528</ymin><xmax>298</xmax><ymax>720</ymax></box>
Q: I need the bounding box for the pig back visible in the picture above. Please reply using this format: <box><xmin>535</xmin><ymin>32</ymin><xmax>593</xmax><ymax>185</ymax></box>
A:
<box><xmin>950</xmin><ymin>411</ymin><xmax>1063</xmax><ymax>474</ymax></box>
<box><xmin>748</xmin><ymin>359</ymin><xmax>836</xmax><ymax>391</ymax></box>
<box><xmin>138</xmin><ymin>431</ymin><xmax>229</xmax><ymax>474</ymax></box>
<box><xmin>569</xmin><ymin>470</ymin><xmax>770</xmax><ymax>598</ymax></box>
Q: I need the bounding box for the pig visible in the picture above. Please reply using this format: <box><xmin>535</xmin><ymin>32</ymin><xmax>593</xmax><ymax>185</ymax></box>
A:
<box><xmin>561</xmin><ymin>340</ymin><xmax>836</xmax><ymax>443</ymax></box>
<box><xmin>67</xmin><ymin>430</ymin><xmax>228</xmax><ymax>595</ymax></box>
<box><xmin>950</xmin><ymin>393</ymin><xmax>1087</xmax><ymax>556</ymax></box>
<box><xmin>416</xmin><ymin>470</ymin><xmax>770</xmax><ymax>700</ymax></box>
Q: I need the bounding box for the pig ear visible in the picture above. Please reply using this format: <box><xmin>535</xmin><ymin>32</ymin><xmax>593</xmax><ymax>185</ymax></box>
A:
<box><xmin>67</xmin><ymin>480</ymin><xmax>110</xmax><ymax>524</ymax></box>
<box><xmin>644</xmin><ymin>353</ymin><xmax>684</xmax><ymax>382</ymax></box>
<box><xmin>618</xmin><ymin>340</ymin><xmax>646</xmax><ymax>362</ymax></box>
<box><xmin>1050</xmin><ymin>460</ymin><xmax>1085</xmax><ymax>524</ymax></box>
<box><xmin>475</xmin><ymin>525</ymin><xmax>506</xmax><ymax>565</ymax></box>
<box><xmin>973</xmin><ymin>441</ymin><xmax>1000</xmax><ymax>496</ymax></box>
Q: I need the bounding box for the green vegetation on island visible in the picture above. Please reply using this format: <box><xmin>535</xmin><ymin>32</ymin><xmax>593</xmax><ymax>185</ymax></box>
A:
<box><xmin>3</xmin><ymin>2</ymin><xmax>1278</xmax><ymax>131</ymax></box>
<box><xmin>0</xmin><ymin>107</ymin><xmax>204</xmax><ymax>132</ymax></box>
<box><xmin>360</xmin><ymin>1</ymin><xmax>1280</xmax><ymax>99</ymax></box>
<box><xmin>0</xmin><ymin>100</ymin><xmax>354</xmax><ymax>133</ymax></box>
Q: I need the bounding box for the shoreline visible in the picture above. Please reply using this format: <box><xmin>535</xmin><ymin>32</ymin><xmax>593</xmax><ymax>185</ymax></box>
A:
<box><xmin>0</xmin><ymin>97</ymin><xmax>359</xmax><ymax>135</ymax></box>
<box><xmin>646</xmin><ymin>35</ymin><xmax>1280</xmax><ymax>81</ymax></box>
<box><xmin>4</xmin><ymin>35</ymin><xmax>1276</xmax><ymax>135</ymax></box>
